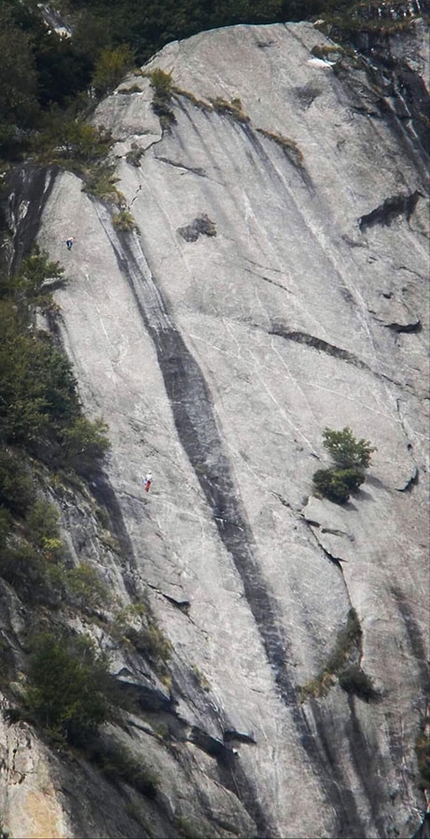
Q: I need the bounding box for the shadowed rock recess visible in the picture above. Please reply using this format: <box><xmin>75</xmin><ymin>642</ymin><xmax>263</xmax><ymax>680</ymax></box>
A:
<box><xmin>2</xmin><ymin>20</ymin><xmax>429</xmax><ymax>839</ymax></box>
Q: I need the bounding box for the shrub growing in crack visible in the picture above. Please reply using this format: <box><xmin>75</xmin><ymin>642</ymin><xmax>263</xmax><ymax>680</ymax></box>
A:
<box><xmin>313</xmin><ymin>466</ymin><xmax>365</xmax><ymax>504</ymax></box>
<box><xmin>118</xmin><ymin>84</ymin><xmax>143</xmax><ymax>95</ymax></box>
<box><xmin>313</xmin><ymin>427</ymin><xmax>376</xmax><ymax>504</ymax></box>
<box><xmin>173</xmin><ymin>815</ymin><xmax>205</xmax><ymax>839</ymax></box>
<box><xmin>112</xmin><ymin>602</ymin><xmax>172</xmax><ymax>686</ymax></box>
<box><xmin>191</xmin><ymin>664</ymin><xmax>210</xmax><ymax>692</ymax></box>
<box><xmin>147</xmin><ymin>68</ymin><xmax>176</xmax><ymax>132</ymax></box>
<box><xmin>34</xmin><ymin>119</ymin><xmax>126</xmax><ymax>205</ymax></box>
<box><xmin>325</xmin><ymin>608</ymin><xmax>361</xmax><ymax>672</ymax></box>
<box><xmin>210</xmin><ymin>96</ymin><xmax>250</xmax><ymax>123</ymax></box>
<box><xmin>82</xmin><ymin>164</ymin><xmax>125</xmax><ymax>205</ymax></box>
<box><xmin>113</xmin><ymin>210</ymin><xmax>136</xmax><ymax>232</ymax></box>
<box><xmin>172</xmin><ymin>87</ymin><xmax>213</xmax><ymax>111</ymax></box>
<box><xmin>299</xmin><ymin>608</ymin><xmax>376</xmax><ymax>702</ymax></box>
<box><xmin>125</xmin><ymin>143</ymin><xmax>145</xmax><ymax>167</ymax></box>
<box><xmin>89</xmin><ymin>741</ymin><xmax>159</xmax><ymax>798</ymax></box>
<box><xmin>34</xmin><ymin>119</ymin><xmax>113</xmax><ymax>169</ymax></box>
<box><xmin>257</xmin><ymin>128</ymin><xmax>304</xmax><ymax>167</ymax></box>
<box><xmin>178</xmin><ymin>214</ymin><xmax>217</xmax><ymax>242</ymax></box>
<box><xmin>310</xmin><ymin>44</ymin><xmax>344</xmax><ymax>60</ymax></box>
<box><xmin>67</xmin><ymin>562</ymin><xmax>110</xmax><ymax>611</ymax></box>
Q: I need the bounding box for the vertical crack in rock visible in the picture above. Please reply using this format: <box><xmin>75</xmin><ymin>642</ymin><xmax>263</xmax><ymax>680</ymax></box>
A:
<box><xmin>345</xmin><ymin>697</ymin><xmax>386</xmax><ymax>837</ymax></box>
<box><xmin>96</xmin><ymin>208</ymin><xmax>368</xmax><ymax>838</ymax></box>
<box><xmin>89</xmin><ymin>470</ymin><xmax>140</xmax><ymax>598</ymax></box>
<box><xmin>302</xmin><ymin>510</ymin><xmax>392</xmax><ymax>836</ymax></box>
<box><xmin>390</xmin><ymin>586</ymin><xmax>429</xmax><ymax>690</ymax></box>
<box><xmin>309</xmin><ymin>696</ymin><xmax>387</xmax><ymax>839</ymax></box>
<box><xmin>358</xmin><ymin>43</ymin><xmax>430</xmax><ymax>163</ymax></box>
<box><xmin>217</xmin><ymin>753</ymin><xmax>273</xmax><ymax>838</ymax></box>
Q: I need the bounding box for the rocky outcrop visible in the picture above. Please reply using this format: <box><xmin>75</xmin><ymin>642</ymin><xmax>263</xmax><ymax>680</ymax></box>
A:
<box><xmin>1</xmin><ymin>19</ymin><xmax>429</xmax><ymax>839</ymax></box>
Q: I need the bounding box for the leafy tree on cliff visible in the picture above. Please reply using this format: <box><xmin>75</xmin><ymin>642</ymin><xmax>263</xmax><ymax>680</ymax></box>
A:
<box><xmin>26</xmin><ymin>633</ymin><xmax>114</xmax><ymax>744</ymax></box>
<box><xmin>322</xmin><ymin>426</ymin><xmax>376</xmax><ymax>469</ymax></box>
<box><xmin>313</xmin><ymin>427</ymin><xmax>376</xmax><ymax>504</ymax></box>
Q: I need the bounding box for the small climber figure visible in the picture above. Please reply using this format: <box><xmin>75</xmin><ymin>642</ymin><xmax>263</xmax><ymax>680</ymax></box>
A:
<box><xmin>66</xmin><ymin>236</ymin><xmax>75</xmax><ymax>251</ymax></box>
<box><xmin>144</xmin><ymin>472</ymin><xmax>152</xmax><ymax>493</ymax></box>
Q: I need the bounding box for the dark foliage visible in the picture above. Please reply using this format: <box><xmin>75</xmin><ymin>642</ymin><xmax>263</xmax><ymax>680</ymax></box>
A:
<box><xmin>0</xmin><ymin>5</ymin><xmax>39</xmax><ymax>158</ymax></box>
<box><xmin>299</xmin><ymin>607</ymin><xmax>366</xmax><ymax>701</ymax></box>
<box><xmin>67</xmin><ymin>0</ymin><xmax>286</xmax><ymax>63</ymax></box>
<box><xmin>0</xmin><ymin>304</ymin><xmax>77</xmax><ymax>449</ymax></box>
<box><xmin>313</xmin><ymin>466</ymin><xmax>365</xmax><ymax>504</ymax></box>
<box><xmin>89</xmin><ymin>742</ymin><xmax>159</xmax><ymax>798</ymax></box>
<box><xmin>148</xmin><ymin>69</ymin><xmax>176</xmax><ymax>131</ymax></box>
<box><xmin>0</xmin><ymin>0</ymin><xmax>382</xmax><ymax>161</ymax></box>
<box><xmin>92</xmin><ymin>45</ymin><xmax>135</xmax><ymax>95</ymax></box>
<box><xmin>0</xmin><ymin>251</ymin><xmax>109</xmax><ymax>599</ymax></box>
<box><xmin>313</xmin><ymin>427</ymin><xmax>374</xmax><ymax>503</ymax></box>
<box><xmin>322</xmin><ymin>426</ymin><xmax>376</xmax><ymax>469</ymax></box>
<box><xmin>0</xmin><ymin>252</ymin><xmax>109</xmax><ymax>468</ymax></box>
<box><xmin>0</xmin><ymin>0</ymin><xmax>425</xmax><ymax>161</ymax></box>
<box><xmin>325</xmin><ymin>608</ymin><xmax>361</xmax><ymax>673</ymax></box>
<box><xmin>0</xmin><ymin>490</ymin><xmax>63</xmax><ymax>598</ymax></box>
<box><xmin>25</xmin><ymin>632</ymin><xmax>115</xmax><ymax>744</ymax></box>
<box><xmin>416</xmin><ymin>719</ymin><xmax>430</xmax><ymax>790</ymax></box>
<box><xmin>0</xmin><ymin>448</ymin><xmax>34</xmax><ymax>516</ymax></box>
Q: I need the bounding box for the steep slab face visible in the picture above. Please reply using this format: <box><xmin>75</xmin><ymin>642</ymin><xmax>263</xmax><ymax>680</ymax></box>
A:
<box><xmin>38</xmin><ymin>22</ymin><xmax>428</xmax><ymax>838</ymax></box>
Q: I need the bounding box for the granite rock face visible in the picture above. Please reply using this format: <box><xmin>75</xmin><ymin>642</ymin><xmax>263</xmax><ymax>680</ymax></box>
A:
<box><xmin>2</xmin><ymin>20</ymin><xmax>429</xmax><ymax>839</ymax></box>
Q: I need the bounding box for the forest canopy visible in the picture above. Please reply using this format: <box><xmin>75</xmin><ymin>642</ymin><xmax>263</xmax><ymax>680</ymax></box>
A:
<box><xmin>0</xmin><ymin>0</ymin><xmax>425</xmax><ymax>159</ymax></box>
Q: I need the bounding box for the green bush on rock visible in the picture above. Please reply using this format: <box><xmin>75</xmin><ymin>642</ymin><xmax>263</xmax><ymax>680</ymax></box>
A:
<box><xmin>25</xmin><ymin>632</ymin><xmax>115</xmax><ymax>745</ymax></box>
<box><xmin>67</xmin><ymin>562</ymin><xmax>109</xmax><ymax>610</ymax></box>
<box><xmin>322</xmin><ymin>426</ymin><xmax>376</xmax><ymax>469</ymax></box>
<box><xmin>0</xmin><ymin>449</ymin><xmax>34</xmax><ymax>516</ymax></box>
<box><xmin>92</xmin><ymin>45</ymin><xmax>135</xmax><ymax>95</ymax></box>
<box><xmin>112</xmin><ymin>210</ymin><xmax>136</xmax><ymax>232</ymax></box>
<box><xmin>82</xmin><ymin>165</ymin><xmax>123</xmax><ymax>203</ymax></box>
<box><xmin>91</xmin><ymin>742</ymin><xmax>159</xmax><ymax>798</ymax></box>
<box><xmin>35</xmin><ymin>117</ymin><xmax>113</xmax><ymax>168</ymax></box>
<box><xmin>1</xmin><ymin>247</ymin><xmax>65</xmax><ymax>310</ymax></box>
<box><xmin>61</xmin><ymin>416</ymin><xmax>110</xmax><ymax>473</ymax></box>
<box><xmin>313</xmin><ymin>466</ymin><xmax>365</xmax><ymax>504</ymax></box>
<box><xmin>0</xmin><ymin>251</ymin><xmax>110</xmax><ymax>600</ymax></box>
<box><xmin>148</xmin><ymin>69</ymin><xmax>176</xmax><ymax>131</ymax></box>
<box><xmin>313</xmin><ymin>427</ymin><xmax>376</xmax><ymax>504</ymax></box>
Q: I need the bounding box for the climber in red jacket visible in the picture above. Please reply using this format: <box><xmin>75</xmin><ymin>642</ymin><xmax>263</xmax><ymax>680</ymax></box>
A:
<box><xmin>144</xmin><ymin>472</ymin><xmax>152</xmax><ymax>493</ymax></box>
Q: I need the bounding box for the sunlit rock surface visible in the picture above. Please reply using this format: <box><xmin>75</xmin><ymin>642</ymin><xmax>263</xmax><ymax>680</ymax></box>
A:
<box><xmin>3</xmin><ymin>20</ymin><xmax>429</xmax><ymax>839</ymax></box>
